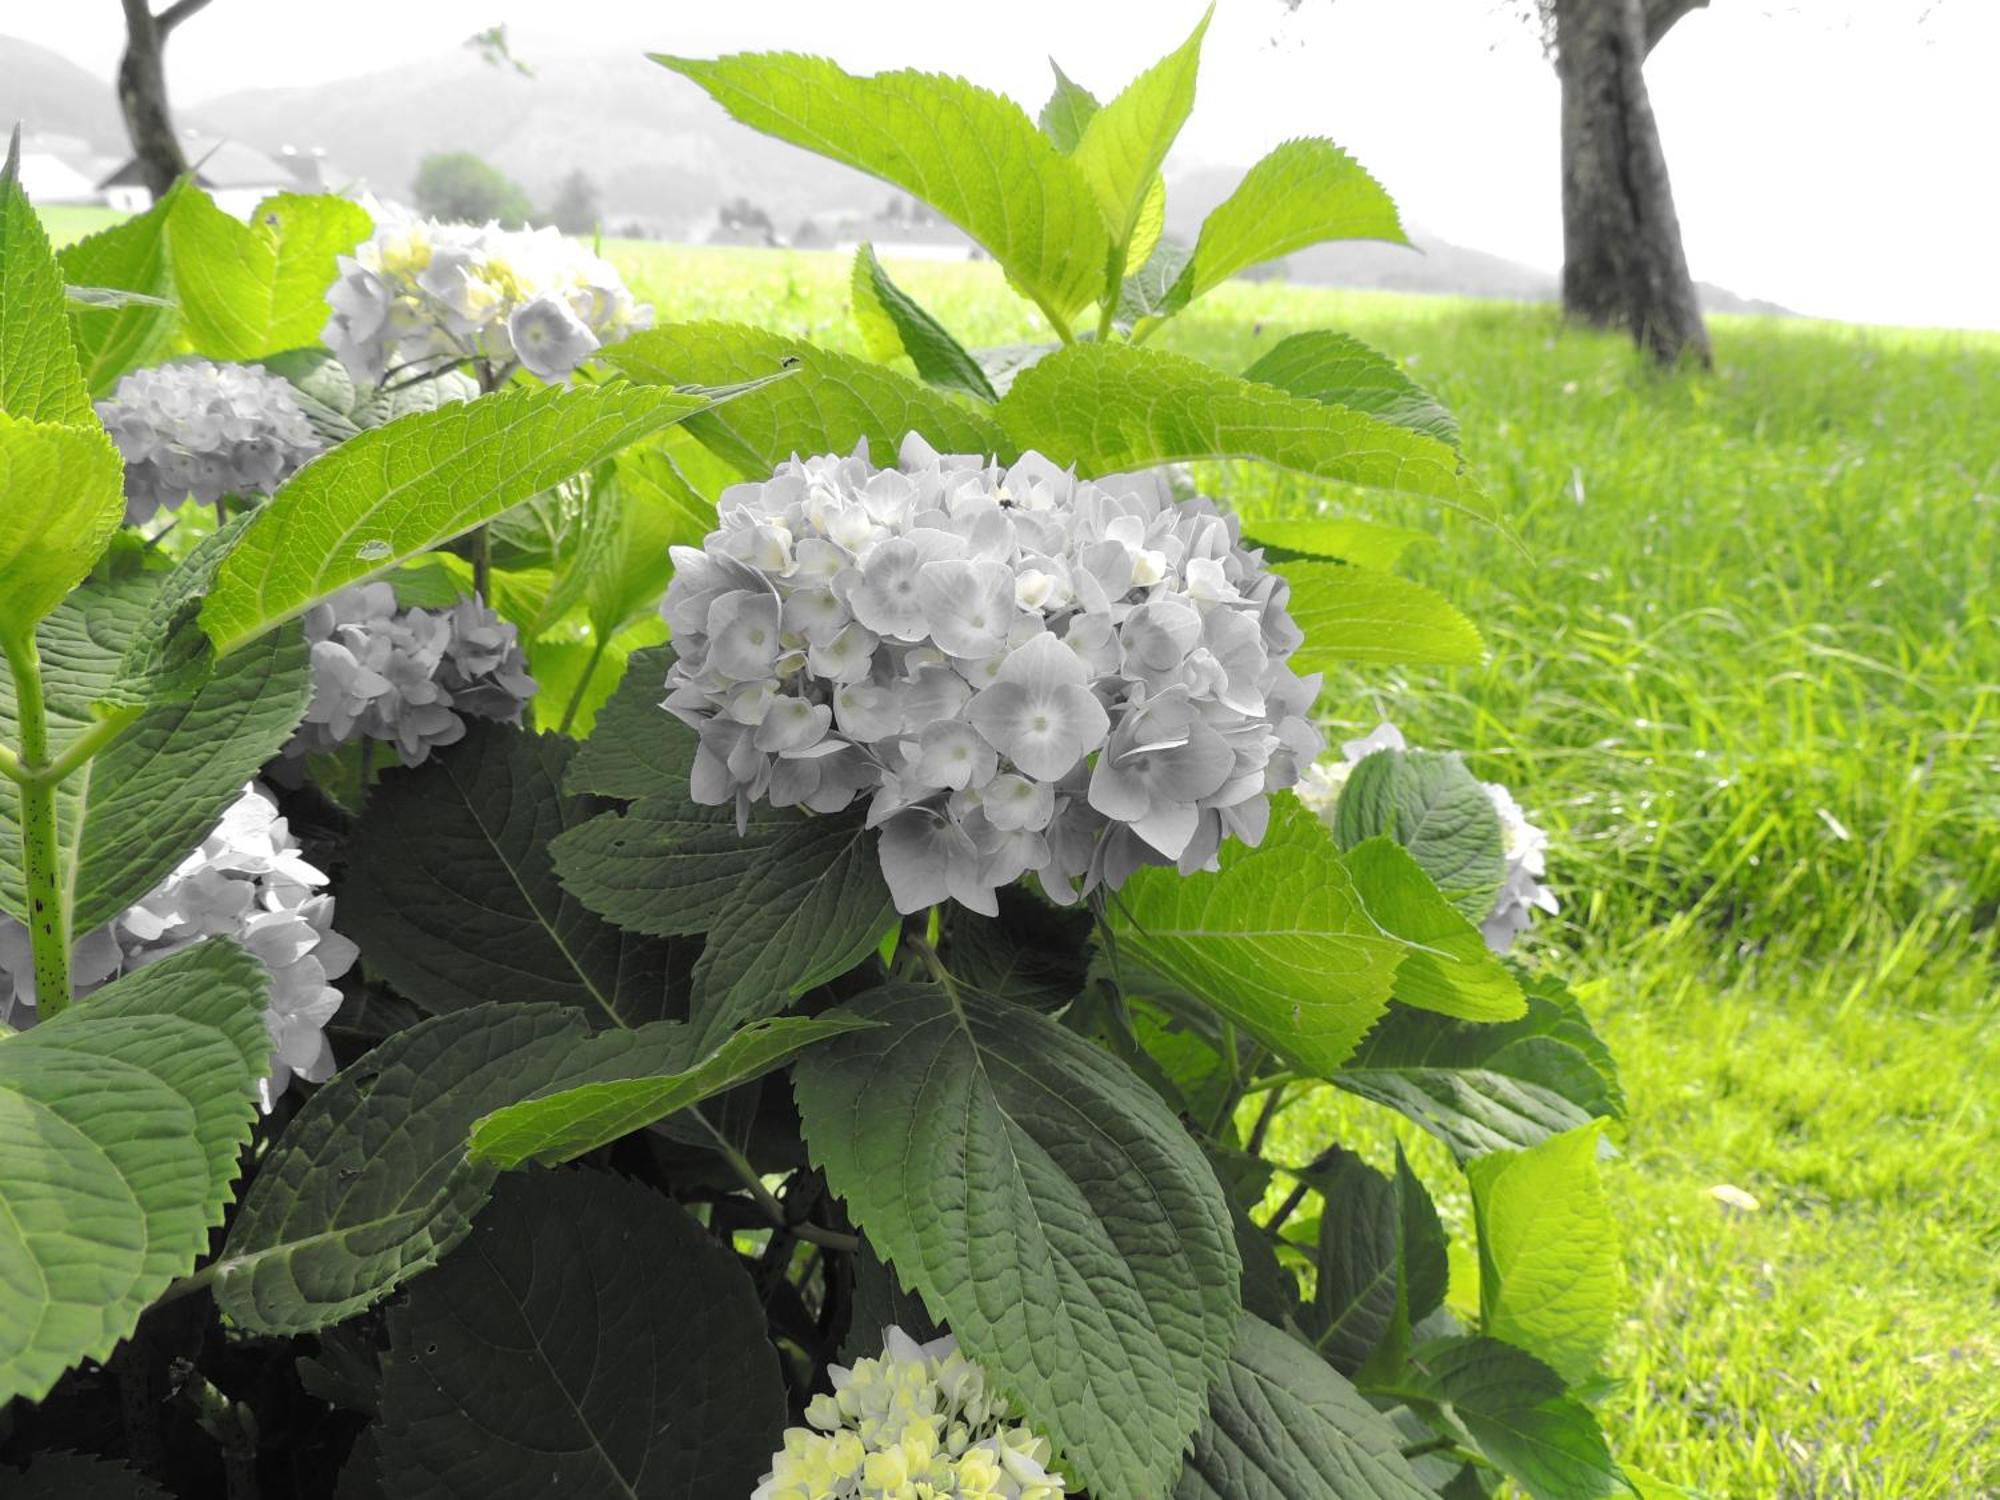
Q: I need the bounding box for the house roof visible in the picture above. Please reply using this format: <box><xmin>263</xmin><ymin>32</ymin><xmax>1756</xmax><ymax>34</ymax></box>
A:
<box><xmin>97</xmin><ymin>135</ymin><xmax>296</xmax><ymax>192</ymax></box>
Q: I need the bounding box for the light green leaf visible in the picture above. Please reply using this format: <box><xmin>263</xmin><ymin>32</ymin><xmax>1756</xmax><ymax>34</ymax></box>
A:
<box><xmin>1127</xmin><ymin>173</ymin><xmax>1168</xmax><ymax>272</ymax></box>
<box><xmin>1380</xmin><ymin>1336</ymin><xmax>1626</xmax><ymax>1500</ymax></box>
<box><xmin>793</xmin><ymin>981</ymin><xmax>1241</xmax><ymax>1498</ymax></box>
<box><xmin>1073</xmin><ymin>9</ymin><xmax>1209</xmax><ymax>269</ymax></box>
<box><xmin>338</xmin><ymin>724</ymin><xmax>693</xmax><ymax>1028</ymax></box>
<box><xmin>1244</xmin><ymin>331</ymin><xmax>1461</xmax><ymax>449</ymax></box>
<box><xmin>1173</xmin><ymin>138</ymin><xmax>1406</xmax><ymax>308</ymax></box>
<box><xmin>0</xmin><ymin>136</ymin><xmax>93</xmax><ymax>426</ymax></box>
<box><xmin>1343</xmin><ymin>838</ymin><xmax>1523</xmax><ymax>1021</ymax></box>
<box><xmin>1335</xmin><ymin>973</ymin><xmax>1625</xmax><ymax>1159</ymax></box>
<box><xmin>656</xmin><ymin>52</ymin><xmax>1109</xmax><ymax>322</ymax></box>
<box><xmin>1244</xmin><ymin>518</ymin><xmax>1431</xmax><ymax>572</ymax></box>
<box><xmin>167</xmin><ymin>186</ymin><xmax>371</xmax><ymax>361</ymax></box>
<box><xmin>1467</xmin><ymin>1122</ymin><xmax>1619</xmax><ymax>1385</ymax></box>
<box><xmin>372</xmin><ymin>1170</ymin><xmax>785</xmax><ymax>1499</ymax></box>
<box><xmin>1036</xmin><ymin>60</ymin><xmax>1100</xmax><ymax>151</ymax></box>
<box><xmin>1298</xmin><ymin>1146</ymin><xmax>1448</xmax><ymax>1377</ymax></box>
<box><xmin>850</xmin><ymin>245</ymin><xmax>998</xmax><ymax>401</ymax></box>
<box><xmin>579</xmin><ymin>442</ymin><xmax>719</xmax><ymax>638</ymax></box>
<box><xmin>1175</xmin><ymin>1315</ymin><xmax>1434</xmax><ymax>1500</ymax></box>
<box><xmin>1109</xmin><ymin>796</ymin><xmax>1406</xmax><ymax>1077</ymax></box>
<box><xmin>0</xmin><ymin>943</ymin><xmax>266</xmax><ymax>1405</ymax></box>
<box><xmin>553</xmin><ymin>793</ymin><xmax>897</xmax><ymax>1057</ymax></box>
<box><xmin>605</xmin><ymin>322</ymin><xmax>1008</xmax><ymax>475</ymax></box>
<box><xmin>1283</xmin><ymin>560</ymin><xmax>1485</xmax><ymax>671</ymax></box>
<box><xmin>997</xmin><ymin>342</ymin><xmax>1484</xmax><ymax>510</ymax></box>
<box><xmin>1335</xmin><ymin>752</ymin><xmax>1506</xmax><ymax>925</ymax></box>
<box><xmin>57</xmin><ymin>192</ymin><xmax>177</xmax><ymax>395</ymax></box>
<box><xmin>469</xmin><ymin>1012</ymin><xmax>872</xmax><ymax>1168</ymax></box>
<box><xmin>198</xmin><ymin>382</ymin><xmax>714</xmax><ymax>656</ymax></box>
<box><xmin>260</xmin><ymin>345</ymin><xmax>477</xmax><ymax>447</ymax></box>
<box><xmin>0</xmin><ymin>412</ymin><xmax>123</xmax><ymax>645</ymax></box>
<box><xmin>0</xmin><ymin>597</ymin><xmax>310</xmax><ymax>932</ymax></box>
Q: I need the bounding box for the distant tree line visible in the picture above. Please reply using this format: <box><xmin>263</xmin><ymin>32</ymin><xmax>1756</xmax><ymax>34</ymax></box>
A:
<box><xmin>411</xmin><ymin>154</ymin><xmax>602</xmax><ymax>234</ymax></box>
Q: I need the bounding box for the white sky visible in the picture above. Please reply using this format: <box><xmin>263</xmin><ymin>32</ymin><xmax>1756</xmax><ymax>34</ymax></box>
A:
<box><xmin>10</xmin><ymin>0</ymin><xmax>1997</xmax><ymax>328</ymax></box>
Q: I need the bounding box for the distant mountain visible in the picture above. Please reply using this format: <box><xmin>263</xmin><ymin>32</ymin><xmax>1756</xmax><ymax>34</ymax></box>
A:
<box><xmin>0</xmin><ymin>35</ymin><xmax>129</xmax><ymax>151</ymax></box>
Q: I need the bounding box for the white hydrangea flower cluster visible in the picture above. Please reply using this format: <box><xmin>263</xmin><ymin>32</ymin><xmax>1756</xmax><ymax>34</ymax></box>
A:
<box><xmin>755</xmin><ymin>1326</ymin><xmax>1070</xmax><ymax>1500</ymax></box>
<box><xmin>323</xmin><ymin>201</ymin><xmax>652</xmax><ymax>385</ymax></box>
<box><xmin>288</xmin><ymin>583</ymin><xmax>536</xmax><ymax>766</ymax></box>
<box><xmin>95</xmin><ymin>358</ymin><xmax>323</xmax><ymax>525</ymax></box>
<box><xmin>662</xmin><ymin>436</ymin><xmax>1324</xmax><ymax>916</ymax></box>
<box><xmin>1296</xmin><ymin>721</ymin><xmax>1559</xmax><ymax>953</ymax></box>
<box><xmin>0</xmin><ymin>784</ymin><xmax>355</xmax><ymax>1108</ymax></box>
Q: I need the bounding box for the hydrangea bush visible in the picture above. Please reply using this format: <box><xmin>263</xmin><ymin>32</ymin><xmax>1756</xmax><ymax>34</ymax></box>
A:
<box><xmin>0</xmin><ymin>19</ymin><xmax>1637</xmax><ymax>1499</ymax></box>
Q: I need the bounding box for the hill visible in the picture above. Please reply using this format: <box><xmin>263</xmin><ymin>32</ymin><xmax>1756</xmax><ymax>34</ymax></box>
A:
<box><xmin>0</xmin><ymin>34</ymin><xmax>129</xmax><ymax>151</ymax></box>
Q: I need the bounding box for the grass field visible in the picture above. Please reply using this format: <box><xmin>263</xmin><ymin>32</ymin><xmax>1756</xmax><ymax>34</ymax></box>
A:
<box><xmin>610</xmin><ymin>244</ymin><xmax>2000</xmax><ymax>1499</ymax></box>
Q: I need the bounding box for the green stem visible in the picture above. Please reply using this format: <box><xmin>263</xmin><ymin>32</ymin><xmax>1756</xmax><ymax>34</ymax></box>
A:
<box><xmin>556</xmin><ymin>634</ymin><xmax>609</xmax><ymax>736</ymax></box>
<box><xmin>1031</xmin><ymin>294</ymin><xmax>1076</xmax><ymax>347</ymax></box>
<box><xmin>700</xmin><ymin>1116</ymin><xmax>860</xmax><ymax>1253</ymax></box>
<box><xmin>4</xmin><ymin>631</ymin><xmax>70</xmax><ymax>1016</ymax></box>
<box><xmin>470</xmin><ymin>525</ymin><xmax>491</xmax><ymax>604</ymax></box>
<box><xmin>38</xmin><ymin>705</ymin><xmax>142</xmax><ymax>786</ymax></box>
<box><xmin>0</xmin><ymin>741</ymin><xmax>23</xmax><ymax>785</ymax></box>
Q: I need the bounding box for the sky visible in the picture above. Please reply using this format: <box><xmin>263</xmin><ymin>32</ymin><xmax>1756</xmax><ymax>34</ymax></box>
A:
<box><xmin>10</xmin><ymin>0</ymin><xmax>1997</xmax><ymax>329</ymax></box>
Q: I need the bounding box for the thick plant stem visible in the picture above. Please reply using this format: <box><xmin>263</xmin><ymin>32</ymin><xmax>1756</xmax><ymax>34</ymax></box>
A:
<box><xmin>3</xmin><ymin>632</ymin><xmax>70</xmax><ymax>1015</ymax></box>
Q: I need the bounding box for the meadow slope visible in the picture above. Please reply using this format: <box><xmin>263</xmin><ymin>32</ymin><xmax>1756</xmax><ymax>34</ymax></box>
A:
<box><xmin>610</xmin><ymin>244</ymin><xmax>1999</xmax><ymax>1500</ymax></box>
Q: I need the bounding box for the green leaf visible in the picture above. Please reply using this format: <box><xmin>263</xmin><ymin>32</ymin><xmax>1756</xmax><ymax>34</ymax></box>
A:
<box><xmin>260</xmin><ymin>346</ymin><xmax>477</xmax><ymax>446</ymax></box>
<box><xmin>0</xmin><ymin>135</ymin><xmax>93</xmax><ymax>426</ymax></box>
<box><xmin>1244</xmin><ymin>518</ymin><xmax>1431</xmax><ymax>572</ymax></box>
<box><xmin>935</xmin><ymin>885</ymin><xmax>1094</xmax><ymax>1011</ymax></box>
<box><xmin>1108</xmin><ymin>796</ymin><xmax>1407</xmax><ymax>1077</ymax></box>
<box><xmin>1172</xmin><ymin>139</ymin><xmax>1406</xmax><ymax>309</ymax></box>
<box><xmin>564</xmin><ymin>646</ymin><xmax>694</xmax><ymax>801</ymax></box>
<box><xmin>0</xmin><ymin>412</ymin><xmax>124</xmax><ymax>645</ymax></box>
<box><xmin>580</xmin><ymin>443</ymin><xmax>719</xmax><ymax>637</ymax></box>
<box><xmin>57</xmin><ymin>192</ymin><xmax>177</xmax><ymax>395</ymax></box>
<box><xmin>1037</xmin><ymin>60</ymin><xmax>1100</xmax><ymax>151</ymax></box>
<box><xmin>339</xmin><ymin>724</ymin><xmax>694</xmax><ymax>1028</ymax></box>
<box><xmin>198</xmin><ymin>382</ymin><xmax>714</xmax><ymax>656</ymax></box>
<box><xmin>1245</xmin><ymin>331</ymin><xmax>1461</xmax><ymax>449</ymax></box>
<box><xmin>467</xmin><ymin>1012</ymin><xmax>871</xmax><ymax>1168</ymax></box>
<box><xmin>1284</xmin><ymin>560</ymin><xmax>1485</xmax><ymax>670</ymax></box>
<box><xmin>168</xmin><ymin>186</ymin><xmax>371</xmax><ymax>361</ymax></box>
<box><xmin>0</xmin><ymin>617</ymin><xmax>310</xmax><ymax>932</ymax></box>
<box><xmin>1384</xmin><ymin>1337</ymin><xmax>1625</xmax><ymax>1500</ymax></box>
<box><xmin>0</xmin><ymin>942</ymin><xmax>266</xmax><ymax>1405</ymax></box>
<box><xmin>1344</xmin><ymin>838</ymin><xmax>1523</xmax><ymax>1022</ymax></box>
<box><xmin>372</xmin><ymin>1170</ymin><xmax>785</xmax><ymax>1499</ymax></box>
<box><xmin>1175</xmin><ymin>1314</ymin><xmax>1434</xmax><ymax>1500</ymax></box>
<box><xmin>212</xmin><ymin>1004</ymin><xmax>585</xmax><ymax>1334</ymax></box>
<box><xmin>1073</xmin><ymin>9</ymin><xmax>1210</xmax><ymax>269</ymax></box>
<box><xmin>100</xmin><ymin>511</ymin><xmax>255</xmax><ymax>709</ymax></box>
<box><xmin>850</xmin><ymin>245</ymin><xmax>999</xmax><ymax>400</ymax></box>
<box><xmin>555</xmin><ymin>793</ymin><xmax>898</xmax><ymax>1056</ymax></box>
<box><xmin>1334</xmin><ymin>751</ymin><xmax>1505</xmax><ymax>924</ymax></box>
<box><xmin>794</xmin><ymin>981</ymin><xmax>1240</xmax><ymax>1498</ymax></box>
<box><xmin>7</xmin><ymin>1453</ymin><xmax>175</xmax><ymax>1499</ymax></box>
<box><xmin>1298</xmin><ymin>1146</ymin><xmax>1447</xmax><ymax>1377</ymax></box>
<box><xmin>1335</xmin><ymin>974</ymin><xmax>1625</xmax><ymax>1158</ymax></box>
<box><xmin>997</xmin><ymin>342</ymin><xmax>1484</xmax><ymax>510</ymax></box>
<box><xmin>655</xmin><ymin>52</ymin><xmax>1109</xmax><ymax>322</ymax></box>
<box><xmin>1466</xmin><ymin>1121</ymin><xmax>1619</xmax><ymax>1384</ymax></box>
<box><xmin>604</xmin><ymin>322</ymin><xmax>1008</xmax><ymax>475</ymax></box>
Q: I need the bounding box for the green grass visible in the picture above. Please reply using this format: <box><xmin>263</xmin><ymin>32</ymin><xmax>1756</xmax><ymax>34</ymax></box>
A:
<box><xmin>38</xmin><ymin>204</ymin><xmax>130</xmax><ymax>248</ymax></box>
<box><xmin>611</xmin><ymin>243</ymin><xmax>2000</xmax><ymax>1498</ymax></box>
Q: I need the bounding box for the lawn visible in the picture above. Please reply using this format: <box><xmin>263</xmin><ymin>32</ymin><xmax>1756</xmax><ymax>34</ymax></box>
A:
<box><xmin>610</xmin><ymin>243</ymin><xmax>1999</xmax><ymax>1499</ymax></box>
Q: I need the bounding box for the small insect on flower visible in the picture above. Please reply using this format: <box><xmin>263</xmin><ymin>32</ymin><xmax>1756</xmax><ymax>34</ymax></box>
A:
<box><xmin>96</xmin><ymin>358</ymin><xmax>323</xmax><ymax>525</ymax></box>
<box><xmin>661</xmin><ymin>436</ymin><xmax>1324</xmax><ymax>917</ymax></box>
<box><xmin>754</xmin><ymin>1326</ymin><xmax>1071</xmax><ymax>1500</ymax></box>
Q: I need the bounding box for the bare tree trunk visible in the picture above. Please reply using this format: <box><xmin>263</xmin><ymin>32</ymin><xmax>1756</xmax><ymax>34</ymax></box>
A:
<box><xmin>1554</xmin><ymin>0</ymin><xmax>1711</xmax><ymax>367</ymax></box>
<box><xmin>116</xmin><ymin>0</ymin><xmax>213</xmax><ymax>203</ymax></box>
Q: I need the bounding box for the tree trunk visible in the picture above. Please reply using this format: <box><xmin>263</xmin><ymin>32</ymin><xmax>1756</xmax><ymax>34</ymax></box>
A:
<box><xmin>115</xmin><ymin>0</ymin><xmax>212</xmax><ymax>203</ymax></box>
<box><xmin>1554</xmin><ymin>0</ymin><xmax>1711</xmax><ymax>367</ymax></box>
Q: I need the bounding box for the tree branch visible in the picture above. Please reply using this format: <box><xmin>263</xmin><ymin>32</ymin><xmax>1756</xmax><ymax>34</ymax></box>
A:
<box><xmin>1642</xmin><ymin>0</ymin><xmax>1709</xmax><ymax>54</ymax></box>
<box><xmin>157</xmin><ymin>0</ymin><xmax>215</xmax><ymax>34</ymax></box>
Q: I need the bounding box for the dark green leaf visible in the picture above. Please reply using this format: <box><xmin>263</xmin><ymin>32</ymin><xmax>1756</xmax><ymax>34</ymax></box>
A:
<box><xmin>1299</xmin><ymin>1146</ymin><xmax>1447</xmax><ymax>1376</ymax></box>
<box><xmin>563</xmin><ymin>646</ymin><xmax>695</xmax><ymax>801</ymax></box>
<box><xmin>340</xmin><ymin>724</ymin><xmax>693</xmax><ymax>1028</ymax></box>
<box><xmin>1335</xmin><ymin>751</ymin><xmax>1506</xmax><ymax>924</ymax></box>
<box><xmin>935</xmin><ymin>884</ymin><xmax>1093</xmax><ymax>1010</ymax></box>
<box><xmin>1175</xmin><ymin>1314</ymin><xmax>1434</xmax><ymax>1500</ymax></box>
<box><xmin>7</xmin><ymin>1453</ymin><xmax>175</xmax><ymax>1499</ymax></box>
<box><xmin>373</xmin><ymin>1170</ymin><xmax>785</xmax><ymax>1499</ymax></box>
<box><xmin>793</xmin><ymin>982</ymin><xmax>1240</xmax><ymax>1498</ymax></box>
